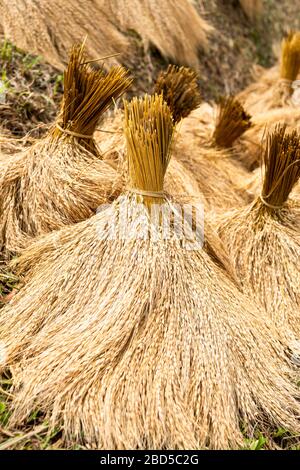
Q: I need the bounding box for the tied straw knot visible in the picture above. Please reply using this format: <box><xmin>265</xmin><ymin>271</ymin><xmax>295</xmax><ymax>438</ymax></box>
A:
<box><xmin>259</xmin><ymin>194</ymin><xmax>284</xmax><ymax>210</ymax></box>
<box><xmin>56</xmin><ymin>123</ymin><xmax>94</xmax><ymax>140</ymax></box>
<box><xmin>127</xmin><ymin>188</ymin><xmax>167</xmax><ymax>199</ymax></box>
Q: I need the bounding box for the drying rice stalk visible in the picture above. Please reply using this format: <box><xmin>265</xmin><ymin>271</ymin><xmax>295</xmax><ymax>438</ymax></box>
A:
<box><xmin>0</xmin><ymin>0</ymin><xmax>129</xmax><ymax>70</ymax></box>
<box><xmin>213</xmin><ymin>96</ymin><xmax>252</xmax><ymax>148</ymax></box>
<box><xmin>97</xmin><ymin>64</ymin><xmax>204</xmax><ymax>200</ymax></box>
<box><xmin>238</xmin><ymin>31</ymin><xmax>300</xmax><ymax>114</ymax></box>
<box><xmin>100</xmin><ymin>0</ymin><xmax>213</xmax><ymax>69</ymax></box>
<box><xmin>174</xmin><ymin>99</ymin><xmax>252</xmax><ymax>210</ymax></box>
<box><xmin>153</xmin><ymin>69</ymin><xmax>252</xmax><ymax>210</ymax></box>
<box><xmin>1</xmin><ymin>97</ymin><xmax>300</xmax><ymax>449</ymax></box>
<box><xmin>1</xmin><ymin>0</ymin><xmax>213</xmax><ymax>71</ymax></box>
<box><xmin>154</xmin><ymin>65</ymin><xmax>201</xmax><ymax>123</ymax></box>
<box><xmin>0</xmin><ymin>43</ymin><xmax>132</xmax><ymax>257</ymax></box>
<box><xmin>217</xmin><ymin>125</ymin><xmax>300</xmax><ymax>341</ymax></box>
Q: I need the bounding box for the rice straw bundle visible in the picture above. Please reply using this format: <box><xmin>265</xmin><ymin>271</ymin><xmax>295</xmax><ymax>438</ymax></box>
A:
<box><xmin>1</xmin><ymin>0</ymin><xmax>212</xmax><ymax>71</ymax></box>
<box><xmin>0</xmin><ymin>0</ymin><xmax>129</xmax><ymax>70</ymax></box>
<box><xmin>99</xmin><ymin>0</ymin><xmax>213</xmax><ymax>69</ymax></box>
<box><xmin>154</xmin><ymin>70</ymin><xmax>252</xmax><ymax>210</ymax></box>
<box><xmin>213</xmin><ymin>97</ymin><xmax>252</xmax><ymax>149</ymax></box>
<box><xmin>0</xmin><ymin>44</ymin><xmax>132</xmax><ymax>257</ymax></box>
<box><xmin>154</xmin><ymin>65</ymin><xmax>201</xmax><ymax>124</ymax></box>
<box><xmin>98</xmin><ymin>65</ymin><xmax>203</xmax><ymax>199</ymax></box>
<box><xmin>174</xmin><ymin>98</ymin><xmax>253</xmax><ymax>210</ymax></box>
<box><xmin>237</xmin><ymin>106</ymin><xmax>300</xmax><ymax>171</ymax></box>
<box><xmin>97</xmin><ymin>108</ymin><xmax>204</xmax><ymax>203</ymax></box>
<box><xmin>1</xmin><ymin>96</ymin><xmax>300</xmax><ymax>449</ymax></box>
<box><xmin>239</xmin><ymin>0</ymin><xmax>263</xmax><ymax>21</ymax></box>
<box><xmin>238</xmin><ymin>31</ymin><xmax>300</xmax><ymax>115</ymax></box>
<box><xmin>217</xmin><ymin>125</ymin><xmax>300</xmax><ymax>341</ymax></box>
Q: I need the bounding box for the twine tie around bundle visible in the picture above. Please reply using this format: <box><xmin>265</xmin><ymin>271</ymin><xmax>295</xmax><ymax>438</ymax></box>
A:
<box><xmin>56</xmin><ymin>123</ymin><xmax>94</xmax><ymax>140</ymax></box>
<box><xmin>127</xmin><ymin>188</ymin><xmax>166</xmax><ymax>198</ymax></box>
<box><xmin>259</xmin><ymin>194</ymin><xmax>283</xmax><ymax>210</ymax></box>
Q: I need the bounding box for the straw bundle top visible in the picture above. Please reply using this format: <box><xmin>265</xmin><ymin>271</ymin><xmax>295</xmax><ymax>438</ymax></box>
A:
<box><xmin>213</xmin><ymin>96</ymin><xmax>252</xmax><ymax>148</ymax></box>
<box><xmin>124</xmin><ymin>94</ymin><xmax>175</xmax><ymax>204</ymax></box>
<box><xmin>260</xmin><ymin>124</ymin><xmax>300</xmax><ymax>210</ymax></box>
<box><xmin>52</xmin><ymin>42</ymin><xmax>132</xmax><ymax>152</ymax></box>
<box><xmin>154</xmin><ymin>65</ymin><xmax>201</xmax><ymax>124</ymax></box>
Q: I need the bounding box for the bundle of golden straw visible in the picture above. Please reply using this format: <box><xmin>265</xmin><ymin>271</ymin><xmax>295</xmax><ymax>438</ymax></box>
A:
<box><xmin>0</xmin><ymin>0</ymin><xmax>128</xmax><ymax>70</ymax></box>
<box><xmin>98</xmin><ymin>64</ymin><xmax>202</xmax><ymax>168</ymax></box>
<box><xmin>217</xmin><ymin>125</ymin><xmax>300</xmax><ymax>342</ymax></box>
<box><xmin>100</xmin><ymin>0</ymin><xmax>213</xmax><ymax>69</ymax></box>
<box><xmin>237</xmin><ymin>106</ymin><xmax>300</xmax><ymax>171</ymax></box>
<box><xmin>97</xmin><ymin>65</ymin><xmax>204</xmax><ymax>200</ymax></box>
<box><xmin>173</xmin><ymin>97</ymin><xmax>253</xmax><ymax>210</ymax></box>
<box><xmin>238</xmin><ymin>31</ymin><xmax>300</xmax><ymax>114</ymax></box>
<box><xmin>0</xmin><ymin>43</ymin><xmax>132</xmax><ymax>258</ymax></box>
<box><xmin>1</xmin><ymin>0</ymin><xmax>213</xmax><ymax>70</ymax></box>
<box><xmin>1</xmin><ymin>96</ymin><xmax>300</xmax><ymax>449</ymax></box>
<box><xmin>236</xmin><ymin>32</ymin><xmax>300</xmax><ymax>170</ymax></box>
<box><xmin>154</xmin><ymin>65</ymin><xmax>201</xmax><ymax>124</ymax></box>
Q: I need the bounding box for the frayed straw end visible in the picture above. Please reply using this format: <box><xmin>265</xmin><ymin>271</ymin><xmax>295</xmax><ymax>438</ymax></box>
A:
<box><xmin>260</xmin><ymin>124</ymin><xmax>300</xmax><ymax>209</ymax></box>
<box><xmin>124</xmin><ymin>94</ymin><xmax>175</xmax><ymax>205</ymax></box>
<box><xmin>154</xmin><ymin>65</ymin><xmax>201</xmax><ymax>124</ymax></box>
<box><xmin>52</xmin><ymin>42</ymin><xmax>132</xmax><ymax>153</ymax></box>
<box><xmin>213</xmin><ymin>97</ymin><xmax>252</xmax><ymax>148</ymax></box>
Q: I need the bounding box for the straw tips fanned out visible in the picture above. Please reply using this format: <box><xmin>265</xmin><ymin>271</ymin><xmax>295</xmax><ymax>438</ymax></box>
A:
<box><xmin>213</xmin><ymin>96</ymin><xmax>252</xmax><ymax>148</ymax></box>
<box><xmin>260</xmin><ymin>124</ymin><xmax>300</xmax><ymax>210</ymax></box>
<box><xmin>154</xmin><ymin>65</ymin><xmax>201</xmax><ymax>124</ymax></box>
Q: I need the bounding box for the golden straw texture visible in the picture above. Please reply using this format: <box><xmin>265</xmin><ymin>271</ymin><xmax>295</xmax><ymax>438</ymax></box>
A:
<box><xmin>217</xmin><ymin>125</ymin><xmax>300</xmax><ymax>340</ymax></box>
<box><xmin>238</xmin><ymin>32</ymin><xmax>300</xmax><ymax>114</ymax></box>
<box><xmin>213</xmin><ymin>97</ymin><xmax>252</xmax><ymax>148</ymax></box>
<box><xmin>99</xmin><ymin>0</ymin><xmax>213</xmax><ymax>68</ymax></box>
<box><xmin>154</xmin><ymin>65</ymin><xmax>201</xmax><ymax>123</ymax></box>
<box><xmin>0</xmin><ymin>0</ymin><xmax>129</xmax><ymax>70</ymax></box>
<box><xmin>0</xmin><ymin>44</ymin><xmax>132</xmax><ymax>257</ymax></box>
<box><xmin>1</xmin><ymin>98</ymin><xmax>300</xmax><ymax>449</ymax></box>
<box><xmin>174</xmin><ymin>103</ymin><xmax>252</xmax><ymax>210</ymax></box>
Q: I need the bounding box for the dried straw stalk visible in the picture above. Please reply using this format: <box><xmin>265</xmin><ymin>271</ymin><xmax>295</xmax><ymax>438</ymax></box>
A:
<box><xmin>0</xmin><ymin>0</ymin><xmax>129</xmax><ymax>70</ymax></box>
<box><xmin>97</xmin><ymin>65</ymin><xmax>204</xmax><ymax>200</ymax></box>
<box><xmin>174</xmin><ymin>98</ymin><xmax>253</xmax><ymax>210</ymax></box>
<box><xmin>99</xmin><ymin>0</ymin><xmax>213</xmax><ymax>69</ymax></box>
<box><xmin>213</xmin><ymin>97</ymin><xmax>252</xmax><ymax>149</ymax></box>
<box><xmin>1</xmin><ymin>0</ymin><xmax>213</xmax><ymax>71</ymax></box>
<box><xmin>238</xmin><ymin>31</ymin><xmax>300</xmax><ymax>115</ymax></box>
<box><xmin>154</xmin><ymin>71</ymin><xmax>252</xmax><ymax>210</ymax></box>
<box><xmin>154</xmin><ymin>65</ymin><xmax>201</xmax><ymax>124</ymax></box>
<box><xmin>1</xmin><ymin>97</ymin><xmax>300</xmax><ymax>449</ymax></box>
<box><xmin>236</xmin><ymin>32</ymin><xmax>300</xmax><ymax>170</ymax></box>
<box><xmin>0</xmin><ymin>43</ymin><xmax>132</xmax><ymax>257</ymax></box>
<box><xmin>238</xmin><ymin>96</ymin><xmax>300</xmax><ymax>171</ymax></box>
<box><xmin>217</xmin><ymin>125</ymin><xmax>300</xmax><ymax>341</ymax></box>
